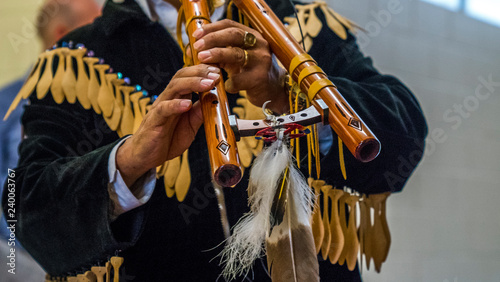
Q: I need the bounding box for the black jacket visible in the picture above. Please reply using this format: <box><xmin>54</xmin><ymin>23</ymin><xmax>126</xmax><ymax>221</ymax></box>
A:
<box><xmin>3</xmin><ymin>0</ymin><xmax>427</xmax><ymax>280</ymax></box>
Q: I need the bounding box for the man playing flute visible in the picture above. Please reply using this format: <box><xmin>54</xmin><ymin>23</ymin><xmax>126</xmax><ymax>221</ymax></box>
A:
<box><xmin>3</xmin><ymin>0</ymin><xmax>427</xmax><ymax>280</ymax></box>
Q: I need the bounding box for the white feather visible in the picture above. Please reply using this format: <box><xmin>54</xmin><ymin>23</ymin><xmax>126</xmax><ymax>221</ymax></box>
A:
<box><xmin>219</xmin><ymin>140</ymin><xmax>314</xmax><ymax>280</ymax></box>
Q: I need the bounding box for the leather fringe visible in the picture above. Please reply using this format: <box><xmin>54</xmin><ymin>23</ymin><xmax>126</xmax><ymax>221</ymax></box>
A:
<box><xmin>309</xmin><ymin>179</ymin><xmax>392</xmax><ymax>272</ymax></box>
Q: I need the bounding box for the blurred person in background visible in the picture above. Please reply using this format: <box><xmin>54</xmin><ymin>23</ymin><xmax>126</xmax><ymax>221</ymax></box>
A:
<box><xmin>0</xmin><ymin>0</ymin><xmax>102</xmax><ymax>241</ymax></box>
<box><xmin>0</xmin><ymin>1</ymin><xmax>101</xmax><ymax>280</ymax></box>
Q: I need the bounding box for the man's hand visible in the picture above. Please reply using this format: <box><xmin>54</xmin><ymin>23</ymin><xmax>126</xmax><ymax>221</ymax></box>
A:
<box><xmin>116</xmin><ymin>64</ymin><xmax>220</xmax><ymax>187</ymax></box>
<box><xmin>192</xmin><ymin>19</ymin><xmax>289</xmax><ymax>114</ymax></box>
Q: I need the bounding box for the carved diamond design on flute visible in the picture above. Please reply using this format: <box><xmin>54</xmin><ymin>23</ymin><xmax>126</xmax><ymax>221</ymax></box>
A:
<box><xmin>217</xmin><ymin>140</ymin><xmax>230</xmax><ymax>155</ymax></box>
<box><xmin>348</xmin><ymin>118</ymin><xmax>362</xmax><ymax>131</ymax></box>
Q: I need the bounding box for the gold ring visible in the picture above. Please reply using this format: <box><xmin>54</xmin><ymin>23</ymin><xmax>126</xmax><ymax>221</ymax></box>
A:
<box><xmin>242</xmin><ymin>49</ymin><xmax>249</xmax><ymax>67</ymax></box>
<box><xmin>242</xmin><ymin>31</ymin><xmax>257</xmax><ymax>49</ymax></box>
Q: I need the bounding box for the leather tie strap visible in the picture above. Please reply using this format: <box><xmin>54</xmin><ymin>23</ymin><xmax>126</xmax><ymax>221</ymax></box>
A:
<box><xmin>289</xmin><ymin>53</ymin><xmax>317</xmax><ymax>76</ymax></box>
<box><xmin>298</xmin><ymin>65</ymin><xmax>324</xmax><ymax>88</ymax></box>
<box><xmin>307</xmin><ymin>79</ymin><xmax>336</xmax><ymax>101</ymax></box>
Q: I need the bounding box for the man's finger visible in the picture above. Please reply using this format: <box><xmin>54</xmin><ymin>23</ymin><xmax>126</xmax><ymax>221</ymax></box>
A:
<box><xmin>154</xmin><ymin>65</ymin><xmax>220</xmax><ymax>105</ymax></box>
<box><xmin>198</xmin><ymin>47</ymin><xmax>248</xmax><ymax>67</ymax></box>
<box><xmin>154</xmin><ymin>99</ymin><xmax>192</xmax><ymax>120</ymax></box>
<box><xmin>166</xmin><ymin>100</ymin><xmax>204</xmax><ymax>160</ymax></box>
<box><xmin>193</xmin><ymin>27</ymin><xmax>250</xmax><ymax>51</ymax></box>
<box><xmin>172</xmin><ymin>64</ymin><xmax>220</xmax><ymax>80</ymax></box>
<box><xmin>167</xmin><ymin>76</ymin><xmax>217</xmax><ymax>95</ymax></box>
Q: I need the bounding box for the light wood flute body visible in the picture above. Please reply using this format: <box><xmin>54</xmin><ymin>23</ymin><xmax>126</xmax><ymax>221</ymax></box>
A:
<box><xmin>232</xmin><ymin>0</ymin><xmax>381</xmax><ymax>162</ymax></box>
<box><xmin>182</xmin><ymin>0</ymin><xmax>242</xmax><ymax>186</ymax></box>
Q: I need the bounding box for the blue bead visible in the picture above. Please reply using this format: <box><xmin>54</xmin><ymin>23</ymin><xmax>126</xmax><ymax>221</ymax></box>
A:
<box><xmin>124</xmin><ymin>77</ymin><xmax>131</xmax><ymax>84</ymax></box>
<box><xmin>142</xmin><ymin>90</ymin><xmax>148</xmax><ymax>97</ymax></box>
<box><xmin>68</xmin><ymin>41</ymin><xmax>74</xmax><ymax>48</ymax></box>
<box><xmin>76</xmin><ymin>43</ymin><xmax>85</xmax><ymax>49</ymax></box>
<box><xmin>135</xmin><ymin>85</ymin><xmax>142</xmax><ymax>91</ymax></box>
<box><xmin>152</xmin><ymin>95</ymin><xmax>158</xmax><ymax>102</ymax></box>
<box><xmin>62</xmin><ymin>41</ymin><xmax>68</xmax><ymax>47</ymax></box>
<box><xmin>52</xmin><ymin>44</ymin><xmax>58</xmax><ymax>49</ymax></box>
<box><xmin>117</xmin><ymin>72</ymin><xmax>123</xmax><ymax>79</ymax></box>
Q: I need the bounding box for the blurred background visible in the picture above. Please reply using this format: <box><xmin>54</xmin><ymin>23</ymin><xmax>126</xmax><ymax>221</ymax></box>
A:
<box><xmin>0</xmin><ymin>0</ymin><xmax>499</xmax><ymax>281</ymax></box>
<box><xmin>332</xmin><ymin>0</ymin><xmax>500</xmax><ymax>281</ymax></box>
<box><xmin>1</xmin><ymin>1</ymin><xmax>43</xmax><ymax>88</ymax></box>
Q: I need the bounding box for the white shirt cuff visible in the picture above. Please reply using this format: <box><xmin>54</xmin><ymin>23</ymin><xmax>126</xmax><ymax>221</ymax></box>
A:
<box><xmin>108</xmin><ymin>137</ymin><xmax>156</xmax><ymax>220</ymax></box>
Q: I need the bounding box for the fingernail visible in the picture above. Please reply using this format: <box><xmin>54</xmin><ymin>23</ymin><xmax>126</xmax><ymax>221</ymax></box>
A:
<box><xmin>208</xmin><ymin>66</ymin><xmax>219</xmax><ymax>73</ymax></box>
<box><xmin>198</xmin><ymin>51</ymin><xmax>211</xmax><ymax>61</ymax></box>
<box><xmin>201</xmin><ymin>79</ymin><xmax>214</xmax><ymax>87</ymax></box>
<box><xmin>193</xmin><ymin>39</ymin><xmax>204</xmax><ymax>50</ymax></box>
<box><xmin>207</xmin><ymin>72</ymin><xmax>220</xmax><ymax>80</ymax></box>
<box><xmin>180</xmin><ymin>100</ymin><xmax>192</xmax><ymax>108</ymax></box>
<box><xmin>192</xmin><ymin>28</ymin><xmax>203</xmax><ymax>39</ymax></box>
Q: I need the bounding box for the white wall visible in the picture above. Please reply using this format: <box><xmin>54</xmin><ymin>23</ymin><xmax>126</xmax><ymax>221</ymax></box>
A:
<box><xmin>0</xmin><ymin>0</ymin><xmax>42</xmax><ymax>89</ymax></box>
<box><xmin>328</xmin><ymin>0</ymin><xmax>500</xmax><ymax>281</ymax></box>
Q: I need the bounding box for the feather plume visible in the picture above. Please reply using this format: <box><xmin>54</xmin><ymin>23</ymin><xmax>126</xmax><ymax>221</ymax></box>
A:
<box><xmin>266</xmin><ymin>164</ymin><xmax>319</xmax><ymax>282</ymax></box>
<box><xmin>219</xmin><ymin>140</ymin><xmax>319</xmax><ymax>281</ymax></box>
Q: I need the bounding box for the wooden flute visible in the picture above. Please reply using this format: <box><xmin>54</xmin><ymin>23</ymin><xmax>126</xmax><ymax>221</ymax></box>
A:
<box><xmin>232</xmin><ymin>0</ymin><xmax>381</xmax><ymax>162</ymax></box>
<box><xmin>182</xmin><ymin>0</ymin><xmax>243</xmax><ymax>187</ymax></box>
<box><xmin>181</xmin><ymin>0</ymin><xmax>380</xmax><ymax>187</ymax></box>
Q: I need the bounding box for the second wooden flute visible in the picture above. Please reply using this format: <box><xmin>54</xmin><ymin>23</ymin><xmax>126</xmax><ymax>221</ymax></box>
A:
<box><xmin>233</xmin><ymin>0</ymin><xmax>381</xmax><ymax>162</ymax></box>
<box><xmin>182</xmin><ymin>0</ymin><xmax>242</xmax><ymax>187</ymax></box>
